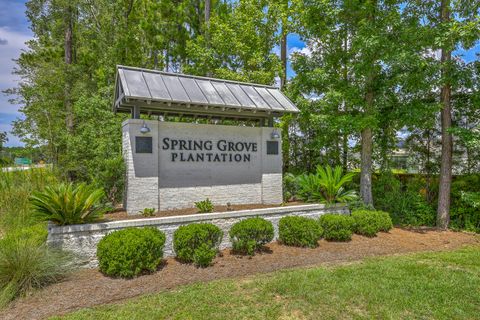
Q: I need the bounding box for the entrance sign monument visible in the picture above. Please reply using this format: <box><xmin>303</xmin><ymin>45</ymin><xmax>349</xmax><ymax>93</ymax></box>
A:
<box><xmin>113</xmin><ymin>66</ymin><xmax>299</xmax><ymax>214</ymax></box>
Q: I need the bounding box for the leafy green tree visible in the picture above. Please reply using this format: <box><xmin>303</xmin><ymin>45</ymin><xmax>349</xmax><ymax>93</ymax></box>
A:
<box><xmin>184</xmin><ymin>0</ymin><xmax>281</xmax><ymax>84</ymax></box>
<box><xmin>291</xmin><ymin>0</ymin><xmax>433</xmax><ymax>206</ymax></box>
<box><xmin>405</xmin><ymin>0</ymin><xmax>480</xmax><ymax>228</ymax></box>
<box><xmin>0</xmin><ymin>132</ymin><xmax>7</xmax><ymax>151</ymax></box>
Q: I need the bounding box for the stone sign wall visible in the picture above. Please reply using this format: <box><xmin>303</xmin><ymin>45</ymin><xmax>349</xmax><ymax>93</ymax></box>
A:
<box><xmin>123</xmin><ymin>119</ymin><xmax>283</xmax><ymax>214</ymax></box>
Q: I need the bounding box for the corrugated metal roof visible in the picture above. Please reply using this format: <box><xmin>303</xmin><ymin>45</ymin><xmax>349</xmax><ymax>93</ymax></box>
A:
<box><xmin>114</xmin><ymin>66</ymin><xmax>299</xmax><ymax>118</ymax></box>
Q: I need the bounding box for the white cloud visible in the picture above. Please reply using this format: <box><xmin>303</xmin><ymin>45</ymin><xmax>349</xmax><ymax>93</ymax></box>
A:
<box><xmin>0</xmin><ymin>27</ymin><xmax>32</xmax><ymax>90</ymax></box>
<box><xmin>288</xmin><ymin>46</ymin><xmax>312</xmax><ymax>58</ymax></box>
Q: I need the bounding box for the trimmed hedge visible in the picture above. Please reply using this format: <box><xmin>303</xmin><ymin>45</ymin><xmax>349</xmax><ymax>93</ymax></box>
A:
<box><xmin>97</xmin><ymin>227</ymin><xmax>166</xmax><ymax>278</ymax></box>
<box><xmin>229</xmin><ymin>217</ymin><xmax>274</xmax><ymax>255</ymax></box>
<box><xmin>319</xmin><ymin>214</ymin><xmax>354</xmax><ymax>241</ymax></box>
<box><xmin>352</xmin><ymin>210</ymin><xmax>393</xmax><ymax>237</ymax></box>
<box><xmin>173</xmin><ymin>223</ymin><xmax>223</xmax><ymax>267</ymax></box>
<box><xmin>279</xmin><ymin>216</ymin><xmax>323</xmax><ymax>248</ymax></box>
<box><xmin>351</xmin><ymin>210</ymin><xmax>380</xmax><ymax>237</ymax></box>
<box><xmin>377</xmin><ymin>210</ymin><xmax>394</xmax><ymax>232</ymax></box>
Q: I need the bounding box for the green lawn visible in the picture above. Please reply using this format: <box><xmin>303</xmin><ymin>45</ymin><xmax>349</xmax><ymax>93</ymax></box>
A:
<box><xmin>54</xmin><ymin>246</ymin><xmax>480</xmax><ymax>320</ymax></box>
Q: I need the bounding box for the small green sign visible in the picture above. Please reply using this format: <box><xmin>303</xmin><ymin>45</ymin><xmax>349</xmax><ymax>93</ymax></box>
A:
<box><xmin>14</xmin><ymin>157</ymin><xmax>32</xmax><ymax>165</ymax></box>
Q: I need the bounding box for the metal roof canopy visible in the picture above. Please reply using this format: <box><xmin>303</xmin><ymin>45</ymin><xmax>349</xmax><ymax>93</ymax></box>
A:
<box><xmin>113</xmin><ymin>66</ymin><xmax>299</xmax><ymax>121</ymax></box>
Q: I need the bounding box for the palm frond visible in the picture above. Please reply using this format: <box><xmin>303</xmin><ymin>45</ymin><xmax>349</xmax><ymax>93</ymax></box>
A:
<box><xmin>297</xmin><ymin>165</ymin><xmax>357</xmax><ymax>204</ymax></box>
<box><xmin>30</xmin><ymin>183</ymin><xmax>106</xmax><ymax>225</ymax></box>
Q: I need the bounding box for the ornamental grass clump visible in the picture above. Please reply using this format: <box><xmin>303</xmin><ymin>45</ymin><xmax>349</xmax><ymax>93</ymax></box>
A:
<box><xmin>0</xmin><ymin>228</ymin><xmax>73</xmax><ymax>308</ymax></box>
<box><xmin>30</xmin><ymin>182</ymin><xmax>109</xmax><ymax>225</ymax></box>
<box><xmin>319</xmin><ymin>214</ymin><xmax>355</xmax><ymax>241</ymax></box>
<box><xmin>173</xmin><ymin>223</ymin><xmax>223</xmax><ymax>267</ymax></box>
<box><xmin>97</xmin><ymin>227</ymin><xmax>166</xmax><ymax>278</ymax></box>
<box><xmin>279</xmin><ymin>216</ymin><xmax>323</xmax><ymax>248</ymax></box>
<box><xmin>229</xmin><ymin>217</ymin><xmax>274</xmax><ymax>255</ymax></box>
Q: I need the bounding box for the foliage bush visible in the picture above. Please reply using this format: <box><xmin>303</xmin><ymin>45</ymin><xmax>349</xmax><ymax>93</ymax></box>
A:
<box><xmin>139</xmin><ymin>208</ymin><xmax>156</xmax><ymax>217</ymax></box>
<box><xmin>0</xmin><ymin>168</ymin><xmax>59</xmax><ymax>233</ymax></box>
<box><xmin>319</xmin><ymin>214</ymin><xmax>354</xmax><ymax>241</ymax></box>
<box><xmin>30</xmin><ymin>182</ymin><xmax>109</xmax><ymax>225</ymax></box>
<box><xmin>450</xmin><ymin>175</ymin><xmax>480</xmax><ymax>232</ymax></box>
<box><xmin>376</xmin><ymin>210</ymin><xmax>394</xmax><ymax>232</ymax></box>
<box><xmin>192</xmin><ymin>243</ymin><xmax>218</xmax><ymax>267</ymax></box>
<box><xmin>373</xmin><ymin>172</ymin><xmax>436</xmax><ymax>226</ymax></box>
<box><xmin>0</xmin><ymin>232</ymin><xmax>73</xmax><ymax>307</ymax></box>
<box><xmin>173</xmin><ymin>223</ymin><xmax>223</xmax><ymax>267</ymax></box>
<box><xmin>97</xmin><ymin>227</ymin><xmax>166</xmax><ymax>278</ymax></box>
<box><xmin>229</xmin><ymin>217</ymin><xmax>274</xmax><ymax>255</ymax></box>
<box><xmin>296</xmin><ymin>165</ymin><xmax>357</xmax><ymax>204</ymax></box>
<box><xmin>91</xmin><ymin>155</ymin><xmax>125</xmax><ymax>205</ymax></box>
<box><xmin>283</xmin><ymin>172</ymin><xmax>299</xmax><ymax>202</ymax></box>
<box><xmin>195</xmin><ymin>198</ymin><xmax>214</xmax><ymax>213</ymax></box>
<box><xmin>278</xmin><ymin>216</ymin><xmax>323</xmax><ymax>247</ymax></box>
<box><xmin>351</xmin><ymin>210</ymin><xmax>392</xmax><ymax>237</ymax></box>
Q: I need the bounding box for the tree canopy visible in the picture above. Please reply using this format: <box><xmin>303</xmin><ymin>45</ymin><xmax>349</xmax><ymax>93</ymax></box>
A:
<box><xmin>7</xmin><ymin>0</ymin><xmax>480</xmax><ymax>226</ymax></box>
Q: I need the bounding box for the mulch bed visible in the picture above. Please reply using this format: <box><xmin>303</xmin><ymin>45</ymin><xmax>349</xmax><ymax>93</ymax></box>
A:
<box><xmin>1</xmin><ymin>228</ymin><xmax>479</xmax><ymax>320</ymax></box>
<box><xmin>103</xmin><ymin>202</ymin><xmax>306</xmax><ymax>221</ymax></box>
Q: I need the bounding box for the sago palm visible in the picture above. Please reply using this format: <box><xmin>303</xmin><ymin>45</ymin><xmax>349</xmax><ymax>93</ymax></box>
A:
<box><xmin>30</xmin><ymin>183</ymin><xmax>108</xmax><ymax>225</ymax></box>
<box><xmin>297</xmin><ymin>165</ymin><xmax>357</xmax><ymax>204</ymax></box>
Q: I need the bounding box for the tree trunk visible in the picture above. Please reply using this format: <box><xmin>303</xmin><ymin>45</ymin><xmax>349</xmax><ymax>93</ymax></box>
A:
<box><xmin>64</xmin><ymin>4</ymin><xmax>74</xmax><ymax>134</ymax></box>
<box><xmin>360</xmin><ymin>127</ymin><xmax>374</xmax><ymax>206</ymax></box>
<box><xmin>360</xmin><ymin>1</ymin><xmax>376</xmax><ymax>207</ymax></box>
<box><xmin>205</xmin><ymin>0</ymin><xmax>210</xmax><ymax>30</ymax></box>
<box><xmin>341</xmin><ymin>31</ymin><xmax>348</xmax><ymax>170</ymax></box>
<box><xmin>437</xmin><ymin>0</ymin><xmax>452</xmax><ymax>229</ymax></box>
<box><xmin>280</xmin><ymin>26</ymin><xmax>287</xmax><ymax>89</ymax></box>
<box><xmin>205</xmin><ymin>0</ymin><xmax>211</xmax><ymax>76</ymax></box>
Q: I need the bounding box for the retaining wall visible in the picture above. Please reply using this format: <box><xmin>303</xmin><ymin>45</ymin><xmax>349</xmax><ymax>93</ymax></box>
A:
<box><xmin>47</xmin><ymin>204</ymin><xmax>349</xmax><ymax>268</ymax></box>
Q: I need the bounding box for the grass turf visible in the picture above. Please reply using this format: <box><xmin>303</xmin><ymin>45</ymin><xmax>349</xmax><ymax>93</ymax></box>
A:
<box><xmin>53</xmin><ymin>246</ymin><xmax>480</xmax><ymax>320</ymax></box>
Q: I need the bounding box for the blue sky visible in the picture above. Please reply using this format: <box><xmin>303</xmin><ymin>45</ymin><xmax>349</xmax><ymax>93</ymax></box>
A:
<box><xmin>0</xmin><ymin>0</ymin><xmax>31</xmax><ymax>147</ymax></box>
<box><xmin>0</xmin><ymin>1</ymin><xmax>478</xmax><ymax>147</ymax></box>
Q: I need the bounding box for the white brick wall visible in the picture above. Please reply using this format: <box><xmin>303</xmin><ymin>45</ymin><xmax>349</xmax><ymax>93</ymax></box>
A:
<box><xmin>261</xmin><ymin>173</ymin><xmax>283</xmax><ymax>204</ymax></box>
<box><xmin>159</xmin><ymin>183</ymin><xmax>262</xmax><ymax>210</ymax></box>
<box><xmin>123</xmin><ymin>128</ymin><xmax>159</xmax><ymax>214</ymax></box>
<box><xmin>47</xmin><ymin>204</ymin><xmax>349</xmax><ymax>268</ymax></box>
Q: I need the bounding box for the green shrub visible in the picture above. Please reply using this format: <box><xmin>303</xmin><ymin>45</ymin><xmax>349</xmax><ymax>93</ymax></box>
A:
<box><xmin>351</xmin><ymin>210</ymin><xmax>394</xmax><ymax>237</ymax></box>
<box><xmin>195</xmin><ymin>198</ymin><xmax>214</xmax><ymax>213</ymax></box>
<box><xmin>229</xmin><ymin>217</ymin><xmax>274</xmax><ymax>255</ymax></box>
<box><xmin>0</xmin><ymin>234</ymin><xmax>73</xmax><ymax>307</ymax></box>
<box><xmin>193</xmin><ymin>243</ymin><xmax>217</xmax><ymax>267</ymax></box>
<box><xmin>5</xmin><ymin>223</ymin><xmax>48</xmax><ymax>244</ymax></box>
<box><xmin>279</xmin><ymin>216</ymin><xmax>323</xmax><ymax>247</ymax></box>
<box><xmin>373</xmin><ymin>172</ymin><xmax>435</xmax><ymax>226</ymax></box>
<box><xmin>173</xmin><ymin>223</ymin><xmax>223</xmax><ymax>267</ymax></box>
<box><xmin>319</xmin><ymin>214</ymin><xmax>354</xmax><ymax>241</ymax></box>
<box><xmin>0</xmin><ymin>168</ymin><xmax>59</xmax><ymax>233</ymax></box>
<box><xmin>376</xmin><ymin>210</ymin><xmax>394</xmax><ymax>232</ymax></box>
<box><xmin>91</xmin><ymin>155</ymin><xmax>125</xmax><ymax>205</ymax></box>
<box><xmin>30</xmin><ymin>182</ymin><xmax>109</xmax><ymax>225</ymax></box>
<box><xmin>139</xmin><ymin>208</ymin><xmax>156</xmax><ymax>217</ymax></box>
<box><xmin>283</xmin><ymin>173</ymin><xmax>299</xmax><ymax>201</ymax></box>
<box><xmin>351</xmin><ymin>210</ymin><xmax>381</xmax><ymax>237</ymax></box>
<box><xmin>97</xmin><ymin>227</ymin><xmax>166</xmax><ymax>278</ymax></box>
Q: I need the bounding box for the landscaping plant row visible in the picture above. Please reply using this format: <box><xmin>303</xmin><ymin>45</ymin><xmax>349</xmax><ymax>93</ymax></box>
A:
<box><xmin>97</xmin><ymin>210</ymin><xmax>393</xmax><ymax>278</ymax></box>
